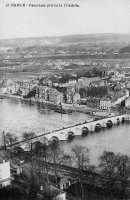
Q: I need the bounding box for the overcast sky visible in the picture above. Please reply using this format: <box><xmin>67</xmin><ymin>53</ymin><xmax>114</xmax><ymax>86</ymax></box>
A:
<box><xmin>0</xmin><ymin>0</ymin><xmax>130</xmax><ymax>39</ymax></box>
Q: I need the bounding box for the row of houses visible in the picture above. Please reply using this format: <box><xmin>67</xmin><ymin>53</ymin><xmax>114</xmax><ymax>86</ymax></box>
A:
<box><xmin>36</xmin><ymin>86</ymin><xmax>80</xmax><ymax>104</ymax></box>
<box><xmin>2</xmin><ymin>79</ymin><xmax>38</xmax><ymax>96</ymax></box>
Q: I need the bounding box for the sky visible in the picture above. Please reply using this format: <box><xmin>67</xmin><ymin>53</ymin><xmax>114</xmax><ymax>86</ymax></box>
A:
<box><xmin>0</xmin><ymin>0</ymin><xmax>130</xmax><ymax>39</ymax></box>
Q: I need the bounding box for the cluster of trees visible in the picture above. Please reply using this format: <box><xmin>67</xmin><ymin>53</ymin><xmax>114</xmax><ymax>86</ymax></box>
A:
<box><xmin>77</xmin><ymin>67</ymin><xmax>105</xmax><ymax>79</ymax></box>
<box><xmin>79</xmin><ymin>86</ymin><xmax>107</xmax><ymax>98</ymax></box>
<box><xmin>99</xmin><ymin>151</ymin><xmax>130</xmax><ymax>196</ymax></box>
<box><xmin>58</xmin><ymin>74</ymin><xmax>77</xmax><ymax>84</ymax></box>
<box><xmin>1</xmin><ymin>132</ymin><xmax>130</xmax><ymax>200</ymax></box>
<box><xmin>58</xmin><ymin>68</ymin><xmax>106</xmax><ymax>84</ymax></box>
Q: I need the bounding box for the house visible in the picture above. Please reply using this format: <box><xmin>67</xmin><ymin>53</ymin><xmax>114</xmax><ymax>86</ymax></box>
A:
<box><xmin>73</xmin><ymin>93</ymin><xmax>80</xmax><ymax>103</ymax></box>
<box><xmin>67</xmin><ymin>92</ymin><xmax>80</xmax><ymax>104</ymax></box>
<box><xmin>0</xmin><ymin>160</ymin><xmax>11</xmax><ymax>188</ymax></box>
<box><xmin>36</xmin><ymin>85</ymin><xmax>49</xmax><ymax>100</ymax></box>
<box><xmin>58</xmin><ymin>177</ymin><xmax>70</xmax><ymax>190</ymax></box>
<box><xmin>6</xmin><ymin>81</ymin><xmax>20</xmax><ymax>94</ymax></box>
<box><xmin>19</xmin><ymin>82</ymin><xmax>30</xmax><ymax>96</ymax></box>
<box><xmin>48</xmin><ymin>89</ymin><xmax>63</xmax><ymax>104</ymax></box>
<box><xmin>0</xmin><ymin>87</ymin><xmax>7</xmax><ymax>95</ymax></box>
<box><xmin>125</xmin><ymin>97</ymin><xmax>130</xmax><ymax>109</ymax></box>
<box><xmin>78</xmin><ymin>77</ymin><xmax>100</xmax><ymax>87</ymax></box>
<box><xmin>90</xmin><ymin>80</ymin><xmax>106</xmax><ymax>87</ymax></box>
<box><xmin>110</xmin><ymin>71</ymin><xmax>125</xmax><ymax>82</ymax></box>
<box><xmin>100</xmin><ymin>96</ymin><xmax>111</xmax><ymax>110</ymax></box>
<box><xmin>42</xmin><ymin>79</ymin><xmax>53</xmax><ymax>87</ymax></box>
<box><xmin>10</xmin><ymin>162</ymin><xmax>22</xmax><ymax>175</ymax></box>
<box><xmin>68</xmin><ymin>79</ymin><xmax>76</xmax><ymax>84</ymax></box>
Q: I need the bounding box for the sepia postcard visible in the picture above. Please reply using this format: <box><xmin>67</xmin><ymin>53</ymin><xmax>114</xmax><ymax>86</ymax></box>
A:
<box><xmin>0</xmin><ymin>0</ymin><xmax>130</xmax><ymax>199</ymax></box>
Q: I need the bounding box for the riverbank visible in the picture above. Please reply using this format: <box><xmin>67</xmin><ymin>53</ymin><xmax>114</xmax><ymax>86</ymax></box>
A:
<box><xmin>1</xmin><ymin>93</ymin><xmax>115</xmax><ymax>117</ymax></box>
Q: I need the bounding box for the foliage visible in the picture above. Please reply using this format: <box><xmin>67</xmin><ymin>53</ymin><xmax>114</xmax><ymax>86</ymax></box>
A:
<box><xmin>71</xmin><ymin>145</ymin><xmax>90</xmax><ymax>200</ymax></box>
<box><xmin>23</xmin><ymin>88</ymin><xmax>36</xmax><ymax>99</ymax></box>
<box><xmin>22</xmin><ymin>132</ymin><xmax>36</xmax><ymax>151</ymax></box>
<box><xmin>86</xmin><ymin>86</ymin><xmax>107</xmax><ymax>98</ymax></box>
<box><xmin>0</xmin><ymin>186</ymin><xmax>27</xmax><ymax>200</ymax></box>
<box><xmin>116</xmin><ymin>153</ymin><xmax>130</xmax><ymax>192</ymax></box>
<box><xmin>99</xmin><ymin>151</ymin><xmax>117</xmax><ymax>178</ymax></box>
<box><xmin>99</xmin><ymin>151</ymin><xmax>130</xmax><ymax>193</ymax></box>
<box><xmin>4</xmin><ymin>132</ymin><xmax>18</xmax><ymax>147</ymax></box>
<box><xmin>71</xmin><ymin>145</ymin><xmax>90</xmax><ymax>170</ymax></box>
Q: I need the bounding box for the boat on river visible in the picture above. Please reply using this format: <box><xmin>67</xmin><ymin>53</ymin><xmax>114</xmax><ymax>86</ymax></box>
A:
<box><xmin>54</xmin><ymin>109</ymin><xmax>72</xmax><ymax>114</ymax></box>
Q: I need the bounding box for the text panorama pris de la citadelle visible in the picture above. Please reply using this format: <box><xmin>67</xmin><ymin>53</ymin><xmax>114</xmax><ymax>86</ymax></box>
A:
<box><xmin>5</xmin><ymin>3</ymin><xmax>80</xmax><ymax>8</ymax></box>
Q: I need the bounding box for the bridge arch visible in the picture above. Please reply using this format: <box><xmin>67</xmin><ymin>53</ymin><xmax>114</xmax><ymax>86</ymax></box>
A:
<box><xmin>13</xmin><ymin>146</ymin><xmax>24</xmax><ymax>154</ymax></box>
<box><xmin>32</xmin><ymin>141</ymin><xmax>42</xmax><ymax>153</ymax></box>
<box><xmin>66</xmin><ymin>131</ymin><xmax>75</xmax><ymax>141</ymax></box>
<box><xmin>39</xmin><ymin>136</ymin><xmax>49</xmax><ymax>146</ymax></box>
<box><xmin>81</xmin><ymin>127</ymin><xmax>89</xmax><ymax>137</ymax></box>
<box><xmin>49</xmin><ymin>136</ymin><xmax>59</xmax><ymax>148</ymax></box>
<box><xmin>121</xmin><ymin>117</ymin><xmax>125</xmax><ymax>124</ymax></box>
<box><xmin>95</xmin><ymin>123</ymin><xmax>102</xmax><ymax>132</ymax></box>
<box><xmin>106</xmin><ymin>120</ymin><xmax>113</xmax><ymax>128</ymax></box>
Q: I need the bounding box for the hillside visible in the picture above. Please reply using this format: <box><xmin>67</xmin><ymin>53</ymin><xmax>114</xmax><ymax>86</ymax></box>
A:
<box><xmin>119</xmin><ymin>45</ymin><xmax>130</xmax><ymax>53</ymax></box>
<box><xmin>0</xmin><ymin>33</ymin><xmax>130</xmax><ymax>48</ymax></box>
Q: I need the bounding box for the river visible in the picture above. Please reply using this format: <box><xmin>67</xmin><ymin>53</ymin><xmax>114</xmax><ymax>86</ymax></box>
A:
<box><xmin>0</xmin><ymin>98</ymin><xmax>93</xmax><ymax>138</ymax></box>
<box><xmin>0</xmin><ymin>98</ymin><xmax>130</xmax><ymax>167</ymax></box>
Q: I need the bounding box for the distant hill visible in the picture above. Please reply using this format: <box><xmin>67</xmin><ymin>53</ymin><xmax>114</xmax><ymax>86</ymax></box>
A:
<box><xmin>119</xmin><ymin>45</ymin><xmax>130</xmax><ymax>53</ymax></box>
<box><xmin>1</xmin><ymin>33</ymin><xmax>130</xmax><ymax>48</ymax></box>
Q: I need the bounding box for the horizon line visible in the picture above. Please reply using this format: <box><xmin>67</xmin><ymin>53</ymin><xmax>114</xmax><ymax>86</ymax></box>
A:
<box><xmin>0</xmin><ymin>32</ymin><xmax>130</xmax><ymax>41</ymax></box>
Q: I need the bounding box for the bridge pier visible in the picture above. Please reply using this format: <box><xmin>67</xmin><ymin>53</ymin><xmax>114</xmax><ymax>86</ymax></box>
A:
<box><xmin>89</xmin><ymin>125</ymin><xmax>95</xmax><ymax>132</ymax></box>
<box><xmin>101</xmin><ymin>121</ymin><xmax>107</xmax><ymax>128</ymax></box>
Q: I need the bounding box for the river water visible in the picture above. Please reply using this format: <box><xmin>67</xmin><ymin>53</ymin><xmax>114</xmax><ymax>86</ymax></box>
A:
<box><xmin>0</xmin><ymin>98</ymin><xmax>130</xmax><ymax>167</ymax></box>
<box><xmin>0</xmin><ymin>98</ymin><xmax>93</xmax><ymax>138</ymax></box>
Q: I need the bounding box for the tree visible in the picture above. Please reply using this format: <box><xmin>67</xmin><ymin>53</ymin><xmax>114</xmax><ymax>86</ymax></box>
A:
<box><xmin>22</xmin><ymin>132</ymin><xmax>36</xmax><ymax>151</ymax></box>
<box><xmin>33</xmin><ymin>137</ymin><xmax>50</xmax><ymax>183</ymax></box>
<box><xmin>71</xmin><ymin>145</ymin><xmax>90</xmax><ymax>200</ymax></box>
<box><xmin>79</xmin><ymin>88</ymin><xmax>87</xmax><ymax>98</ymax></box>
<box><xmin>3</xmin><ymin>132</ymin><xmax>19</xmax><ymax>161</ymax></box>
<box><xmin>18</xmin><ymin>161</ymin><xmax>48</xmax><ymax>199</ymax></box>
<box><xmin>116</xmin><ymin>153</ymin><xmax>130</xmax><ymax>194</ymax></box>
<box><xmin>4</xmin><ymin>132</ymin><xmax>18</xmax><ymax>147</ymax></box>
<box><xmin>48</xmin><ymin>137</ymin><xmax>64</xmax><ymax>186</ymax></box>
<box><xmin>99</xmin><ymin>151</ymin><xmax>117</xmax><ymax>192</ymax></box>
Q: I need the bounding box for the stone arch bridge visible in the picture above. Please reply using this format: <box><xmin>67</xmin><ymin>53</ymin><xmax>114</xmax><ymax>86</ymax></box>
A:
<box><xmin>34</xmin><ymin>114</ymin><xmax>130</xmax><ymax>143</ymax></box>
<box><xmin>7</xmin><ymin>114</ymin><xmax>129</xmax><ymax>151</ymax></box>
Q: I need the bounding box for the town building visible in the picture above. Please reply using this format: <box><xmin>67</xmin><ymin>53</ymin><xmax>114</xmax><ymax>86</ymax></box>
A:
<box><xmin>125</xmin><ymin>97</ymin><xmax>130</xmax><ymax>109</ymax></box>
<box><xmin>66</xmin><ymin>91</ymin><xmax>80</xmax><ymax>104</ymax></box>
<box><xmin>36</xmin><ymin>85</ymin><xmax>49</xmax><ymax>100</ymax></box>
<box><xmin>6</xmin><ymin>82</ymin><xmax>20</xmax><ymax>94</ymax></box>
<box><xmin>48</xmin><ymin>88</ymin><xmax>63</xmax><ymax>104</ymax></box>
<box><xmin>0</xmin><ymin>160</ymin><xmax>11</xmax><ymax>188</ymax></box>
<box><xmin>100</xmin><ymin>96</ymin><xmax>111</xmax><ymax>110</ymax></box>
<box><xmin>78</xmin><ymin>77</ymin><xmax>100</xmax><ymax>87</ymax></box>
<box><xmin>19</xmin><ymin>82</ymin><xmax>30</xmax><ymax>96</ymax></box>
<box><xmin>110</xmin><ymin>71</ymin><xmax>125</xmax><ymax>82</ymax></box>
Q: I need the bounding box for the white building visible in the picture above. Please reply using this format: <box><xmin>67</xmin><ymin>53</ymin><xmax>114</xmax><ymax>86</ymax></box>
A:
<box><xmin>125</xmin><ymin>97</ymin><xmax>130</xmax><ymax>109</ymax></box>
<box><xmin>0</xmin><ymin>160</ymin><xmax>11</xmax><ymax>187</ymax></box>
<box><xmin>100</xmin><ymin>97</ymin><xmax>111</xmax><ymax>110</ymax></box>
